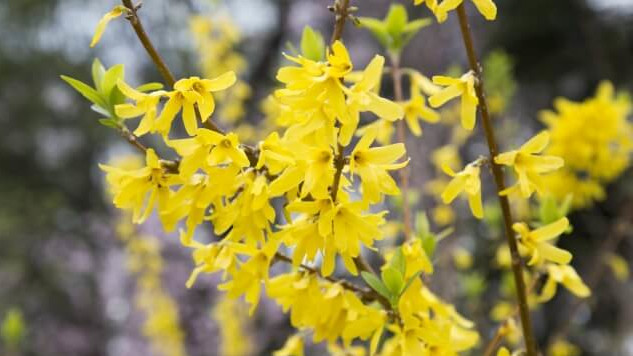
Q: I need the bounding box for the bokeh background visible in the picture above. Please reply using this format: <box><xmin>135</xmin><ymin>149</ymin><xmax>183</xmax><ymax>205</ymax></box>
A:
<box><xmin>1</xmin><ymin>0</ymin><xmax>633</xmax><ymax>355</ymax></box>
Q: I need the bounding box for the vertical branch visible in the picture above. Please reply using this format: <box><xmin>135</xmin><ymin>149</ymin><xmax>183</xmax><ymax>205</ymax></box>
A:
<box><xmin>121</xmin><ymin>0</ymin><xmax>176</xmax><ymax>87</ymax></box>
<box><xmin>330</xmin><ymin>0</ymin><xmax>351</xmax><ymax>203</ymax></box>
<box><xmin>389</xmin><ymin>53</ymin><xmax>412</xmax><ymax>240</ymax></box>
<box><xmin>455</xmin><ymin>5</ymin><xmax>537</xmax><ymax>356</ymax></box>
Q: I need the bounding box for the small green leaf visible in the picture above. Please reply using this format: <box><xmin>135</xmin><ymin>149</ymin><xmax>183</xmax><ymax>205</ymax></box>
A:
<box><xmin>415</xmin><ymin>211</ymin><xmax>431</xmax><ymax>236</ymax></box>
<box><xmin>1</xmin><ymin>308</ymin><xmax>25</xmax><ymax>349</ymax></box>
<box><xmin>538</xmin><ymin>195</ymin><xmax>559</xmax><ymax>224</ymax></box>
<box><xmin>92</xmin><ymin>58</ymin><xmax>106</xmax><ymax>93</ymax></box>
<box><xmin>391</xmin><ymin>248</ymin><xmax>406</xmax><ymax>276</ymax></box>
<box><xmin>361</xmin><ymin>271</ymin><xmax>391</xmax><ymax>300</ymax></box>
<box><xmin>421</xmin><ymin>235</ymin><xmax>437</xmax><ymax>258</ymax></box>
<box><xmin>300</xmin><ymin>26</ymin><xmax>325</xmax><ymax>62</ymax></box>
<box><xmin>61</xmin><ymin>75</ymin><xmax>108</xmax><ymax>109</ymax></box>
<box><xmin>385</xmin><ymin>4</ymin><xmax>408</xmax><ymax>37</ymax></box>
<box><xmin>381</xmin><ymin>267</ymin><xmax>404</xmax><ymax>295</ymax></box>
<box><xmin>101</xmin><ymin>64</ymin><xmax>125</xmax><ymax>98</ymax></box>
<box><xmin>358</xmin><ymin>17</ymin><xmax>390</xmax><ymax>49</ymax></box>
<box><xmin>136</xmin><ymin>82</ymin><xmax>164</xmax><ymax>92</ymax></box>
<box><xmin>91</xmin><ymin>104</ymin><xmax>111</xmax><ymax>118</ymax></box>
<box><xmin>403</xmin><ymin>18</ymin><xmax>432</xmax><ymax>35</ymax></box>
<box><xmin>98</xmin><ymin>118</ymin><xmax>120</xmax><ymax>129</ymax></box>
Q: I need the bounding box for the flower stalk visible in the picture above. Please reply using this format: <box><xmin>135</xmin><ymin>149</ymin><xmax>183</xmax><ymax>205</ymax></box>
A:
<box><xmin>455</xmin><ymin>5</ymin><xmax>537</xmax><ymax>355</ymax></box>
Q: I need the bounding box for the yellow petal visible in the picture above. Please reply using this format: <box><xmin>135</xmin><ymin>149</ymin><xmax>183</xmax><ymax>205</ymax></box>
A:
<box><xmin>365</xmin><ymin>144</ymin><xmax>406</xmax><ymax>165</ymax></box>
<box><xmin>537</xmin><ymin>276</ymin><xmax>558</xmax><ymax>303</ymax></box>
<box><xmin>538</xmin><ymin>243</ymin><xmax>572</xmax><ymax>265</ymax></box>
<box><xmin>429</xmin><ymin>84</ymin><xmax>462</xmax><ymax>108</ymax></box>
<box><xmin>531</xmin><ymin>217</ymin><xmax>569</xmax><ymax>241</ymax></box>
<box><xmin>472</xmin><ymin>0</ymin><xmax>498</xmax><ymax>20</ymax></box>
<box><xmin>460</xmin><ymin>92</ymin><xmax>478</xmax><ymax>130</ymax></box>
<box><xmin>182</xmin><ymin>101</ymin><xmax>198</xmax><ymax>136</ymax></box>
<box><xmin>205</xmin><ymin>71</ymin><xmax>237</xmax><ymax>92</ymax></box>
<box><xmin>116</xmin><ymin>79</ymin><xmax>145</xmax><ymax>101</ymax></box>
<box><xmin>115</xmin><ymin>103</ymin><xmax>144</xmax><ymax>119</ymax></box>
<box><xmin>366</xmin><ymin>93</ymin><xmax>404</xmax><ymax>121</ymax></box>
<box><xmin>468</xmin><ymin>191</ymin><xmax>484</xmax><ymax>219</ymax></box>
<box><xmin>521</xmin><ymin>131</ymin><xmax>550</xmax><ymax>153</ymax></box>
<box><xmin>90</xmin><ymin>6</ymin><xmax>126</xmax><ymax>48</ymax></box>
<box><xmin>441</xmin><ymin>176</ymin><xmax>466</xmax><ymax>203</ymax></box>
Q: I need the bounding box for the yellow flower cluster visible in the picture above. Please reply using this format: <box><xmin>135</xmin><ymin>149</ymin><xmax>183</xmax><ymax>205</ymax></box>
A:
<box><xmin>414</xmin><ymin>0</ymin><xmax>497</xmax><ymax>23</ymax></box>
<box><xmin>116</xmin><ymin>216</ymin><xmax>187</xmax><ymax>356</ymax></box>
<box><xmin>541</xmin><ymin>81</ymin><xmax>633</xmax><ymax>208</ymax></box>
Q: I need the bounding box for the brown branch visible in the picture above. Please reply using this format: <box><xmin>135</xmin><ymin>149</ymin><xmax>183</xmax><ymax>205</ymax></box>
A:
<box><xmin>389</xmin><ymin>53</ymin><xmax>412</xmax><ymax>241</ymax></box>
<box><xmin>121</xmin><ymin>0</ymin><xmax>176</xmax><ymax>87</ymax></box>
<box><xmin>455</xmin><ymin>5</ymin><xmax>537</xmax><ymax>355</ymax></box>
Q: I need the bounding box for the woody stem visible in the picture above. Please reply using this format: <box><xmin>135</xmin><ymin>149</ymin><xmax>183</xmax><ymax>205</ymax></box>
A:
<box><xmin>455</xmin><ymin>5</ymin><xmax>537</xmax><ymax>355</ymax></box>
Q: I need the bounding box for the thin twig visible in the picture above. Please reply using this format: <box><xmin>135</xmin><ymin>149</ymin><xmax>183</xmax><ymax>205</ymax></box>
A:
<box><xmin>121</xmin><ymin>0</ymin><xmax>176</xmax><ymax>87</ymax></box>
<box><xmin>455</xmin><ymin>5</ymin><xmax>537</xmax><ymax>355</ymax></box>
<box><xmin>389</xmin><ymin>53</ymin><xmax>412</xmax><ymax>241</ymax></box>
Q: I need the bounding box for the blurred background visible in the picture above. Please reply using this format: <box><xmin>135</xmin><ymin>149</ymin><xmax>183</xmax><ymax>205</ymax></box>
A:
<box><xmin>1</xmin><ymin>0</ymin><xmax>633</xmax><ymax>355</ymax></box>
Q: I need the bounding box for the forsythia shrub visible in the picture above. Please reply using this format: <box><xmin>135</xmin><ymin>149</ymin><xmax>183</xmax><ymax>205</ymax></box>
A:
<box><xmin>61</xmin><ymin>0</ymin><xmax>632</xmax><ymax>355</ymax></box>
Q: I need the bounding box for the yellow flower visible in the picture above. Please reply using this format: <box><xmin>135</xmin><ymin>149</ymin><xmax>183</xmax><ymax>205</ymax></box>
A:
<box><xmin>157</xmin><ymin>73</ymin><xmax>236</xmax><ymax>136</ymax></box>
<box><xmin>256</xmin><ymin>132</ymin><xmax>296</xmax><ymax>175</ymax></box>
<box><xmin>168</xmin><ymin>128</ymin><xmax>250</xmax><ymax>179</ymax></box>
<box><xmin>606</xmin><ymin>253</ymin><xmax>630</xmax><ymax>281</ymax></box>
<box><xmin>343</xmin><ymin>55</ymin><xmax>403</xmax><ymax>144</ymax></box>
<box><xmin>440</xmin><ymin>161</ymin><xmax>483</xmax><ymax>219</ymax></box>
<box><xmin>497</xmin><ymin>347</ymin><xmax>510</xmax><ymax>356</ymax></box>
<box><xmin>115</xmin><ymin>80</ymin><xmax>166</xmax><ymax>136</ymax></box>
<box><xmin>350</xmin><ymin>127</ymin><xmax>409</xmax><ymax>203</ymax></box>
<box><xmin>434</xmin><ymin>0</ymin><xmax>497</xmax><ymax>23</ymax></box>
<box><xmin>401</xmin><ymin>82</ymin><xmax>440</xmax><ymax>136</ymax></box>
<box><xmin>90</xmin><ymin>5</ymin><xmax>127</xmax><ymax>47</ymax></box>
<box><xmin>541</xmin><ymin>81</ymin><xmax>633</xmax><ymax>208</ymax></box>
<box><xmin>429</xmin><ymin>71</ymin><xmax>479</xmax><ymax>130</ymax></box>
<box><xmin>495</xmin><ymin>131</ymin><xmax>564</xmax><ymax>198</ymax></box>
<box><xmin>513</xmin><ymin>217</ymin><xmax>571</xmax><ymax>266</ymax></box>
<box><xmin>100</xmin><ymin>149</ymin><xmax>180</xmax><ymax>228</ymax></box>
<box><xmin>538</xmin><ymin>264</ymin><xmax>590</xmax><ymax>302</ymax></box>
<box><xmin>548</xmin><ymin>339</ymin><xmax>581</xmax><ymax>356</ymax></box>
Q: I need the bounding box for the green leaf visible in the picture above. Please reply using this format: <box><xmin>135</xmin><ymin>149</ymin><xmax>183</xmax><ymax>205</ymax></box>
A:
<box><xmin>98</xmin><ymin>118</ymin><xmax>120</xmax><ymax>129</ymax></box>
<box><xmin>403</xmin><ymin>18</ymin><xmax>432</xmax><ymax>35</ymax></box>
<box><xmin>381</xmin><ymin>267</ymin><xmax>404</xmax><ymax>295</ymax></box>
<box><xmin>391</xmin><ymin>248</ymin><xmax>406</xmax><ymax>276</ymax></box>
<box><xmin>538</xmin><ymin>195</ymin><xmax>559</xmax><ymax>224</ymax></box>
<box><xmin>101</xmin><ymin>64</ymin><xmax>125</xmax><ymax>99</ymax></box>
<box><xmin>385</xmin><ymin>4</ymin><xmax>408</xmax><ymax>37</ymax></box>
<box><xmin>421</xmin><ymin>235</ymin><xmax>437</xmax><ymax>258</ymax></box>
<box><xmin>401</xmin><ymin>18</ymin><xmax>432</xmax><ymax>48</ymax></box>
<box><xmin>136</xmin><ymin>82</ymin><xmax>164</xmax><ymax>92</ymax></box>
<box><xmin>60</xmin><ymin>75</ymin><xmax>108</xmax><ymax>109</ymax></box>
<box><xmin>415</xmin><ymin>212</ymin><xmax>431</xmax><ymax>237</ymax></box>
<box><xmin>358</xmin><ymin>17</ymin><xmax>390</xmax><ymax>49</ymax></box>
<box><xmin>92</xmin><ymin>58</ymin><xmax>106</xmax><ymax>93</ymax></box>
<box><xmin>300</xmin><ymin>26</ymin><xmax>325</xmax><ymax>62</ymax></box>
<box><xmin>361</xmin><ymin>271</ymin><xmax>391</xmax><ymax>300</ymax></box>
<box><xmin>90</xmin><ymin>104</ymin><xmax>111</xmax><ymax>118</ymax></box>
<box><xmin>1</xmin><ymin>308</ymin><xmax>25</xmax><ymax>349</ymax></box>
